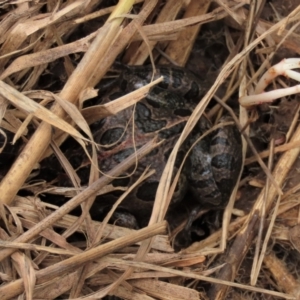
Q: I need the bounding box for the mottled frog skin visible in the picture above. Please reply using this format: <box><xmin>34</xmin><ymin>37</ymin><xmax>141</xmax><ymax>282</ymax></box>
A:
<box><xmin>41</xmin><ymin>65</ymin><xmax>242</xmax><ymax>238</ymax></box>
<box><xmin>88</xmin><ymin>65</ymin><xmax>242</xmax><ymax>228</ymax></box>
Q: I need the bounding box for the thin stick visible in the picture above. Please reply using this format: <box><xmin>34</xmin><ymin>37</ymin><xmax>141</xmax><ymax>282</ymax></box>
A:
<box><xmin>0</xmin><ymin>221</ymin><xmax>167</xmax><ymax>300</ymax></box>
<box><xmin>0</xmin><ymin>0</ymin><xmax>135</xmax><ymax>205</ymax></box>
<box><xmin>0</xmin><ymin>139</ymin><xmax>159</xmax><ymax>263</ymax></box>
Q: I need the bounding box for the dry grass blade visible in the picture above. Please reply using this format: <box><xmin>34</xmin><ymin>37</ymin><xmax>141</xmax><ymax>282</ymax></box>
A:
<box><xmin>245</xmin><ymin>120</ymin><xmax>300</xmax><ymax>164</ymax></box>
<box><xmin>0</xmin><ymin>138</ymin><xmax>159</xmax><ymax>262</ymax></box>
<box><xmin>2</xmin><ymin>0</ymin><xmax>300</xmax><ymax>298</ymax></box>
<box><xmin>0</xmin><ymin>32</ymin><xmax>96</xmax><ymax>80</ymax></box>
<box><xmin>0</xmin><ymin>240</ymin><xmax>76</xmax><ymax>255</ymax></box>
<box><xmin>159</xmin><ymin>0</ymin><xmax>210</xmax><ymax>66</ymax></box>
<box><xmin>125</xmin><ymin>0</ymin><xmax>185</xmax><ymax>65</ymax></box>
<box><xmin>50</xmin><ymin>140</ymin><xmax>81</xmax><ymax>188</ymax></box>
<box><xmin>0</xmin><ymin>1</ymin><xmax>85</xmax><ymax>70</ymax></box>
<box><xmin>69</xmin><ymin>166</ymin><xmax>156</xmax><ymax>298</ymax></box>
<box><xmin>153</xmin><ymin>5</ymin><xmax>295</xmax><ymax>228</ymax></box>
<box><xmin>209</xmin><ymin>124</ymin><xmax>300</xmax><ymax>298</ymax></box>
<box><xmin>52</xmin><ymin>94</ymin><xmax>93</xmax><ymax>140</ymax></box>
<box><xmin>264</xmin><ymin>251</ymin><xmax>300</xmax><ymax>297</ymax></box>
<box><xmin>11</xmin><ymin>252</ymin><xmax>36</xmax><ymax>300</ymax></box>
<box><xmin>0</xmin><ymin>128</ymin><xmax>7</xmax><ymax>153</ymax></box>
<box><xmin>12</xmin><ymin>196</ymin><xmax>172</xmax><ymax>253</ymax></box>
<box><xmin>104</xmin><ymin>1</ymin><xmax>258</xmax><ymax>296</ymax></box>
<box><xmin>0</xmin><ymin>221</ymin><xmax>167</xmax><ymax>300</ymax></box>
<box><xmin>95</xmin><ymin>167</ymin><xmax>155</xmax><ymax>244</ymax></box>
<box><xmin>133</xmin><ymin>3</ymin><xmax>242</xmax><ymax>40</ymax></box>
<box><xmin>130</xmin><ymin>278</ymin><xmax>200</xmax><ymax>300</ymax></box>
<box><xmin>207</xmin><ymin>5</ymin><xmax>300</xmax><ymax>299</ymax></box>
<box><xmin>82</xmin><ymin>76</ymin><xmax>163</xmax><ymax>124</ymax></box>
<box><xmin>0</xmin><ymin>81</ymin><xmax>89</xmax><ymax>142</ymax></box>
<box><xmin>74</xmin><ymin>0</ymin><xmax>145</xmax><ymax>24</ymax></box>
<box><xmin>1</xmin><ymin>108</ymin><xmax>26</xmax><ymax>136</ymax></box>
<box><xmin>94</xmin><ymin>257</ymin><xmax>295</xmax><ymax>299</ymax></box>
<box><xmin>0</xmin><ymin>0</ymin><xmax>136</xmax><ymax>205</ymax></box>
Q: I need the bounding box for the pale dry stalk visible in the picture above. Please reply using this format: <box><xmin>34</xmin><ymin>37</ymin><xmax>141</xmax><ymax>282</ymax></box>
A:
<box><xmin>0</xmin><ymin>221</ymin><xmax>167</xmax><ymax>300</ymax></box>
<box><xmin>0</xmin><ymin>139</ymin><xmax>159</xmax><ymax>262</ymax></box>
<box><xmin>159</xmin><ymin>0</ymin><xmax>210</xmax><ymax>66</ymax></box>
<box><xmin>0</xmin><ymin>0</ymin><xmax>135</xmax><ymax>205</ymax></box>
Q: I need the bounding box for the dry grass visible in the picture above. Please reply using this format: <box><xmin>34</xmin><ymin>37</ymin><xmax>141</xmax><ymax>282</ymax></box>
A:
<box><xmin>1</xmin><ymin>0</ymin><xmax>300</xmax><ymax>299</ymax></box>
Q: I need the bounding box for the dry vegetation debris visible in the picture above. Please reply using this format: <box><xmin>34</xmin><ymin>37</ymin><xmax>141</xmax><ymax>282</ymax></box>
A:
<box><xmin>1</xmin><ymin>0</ymin><xmax>300</xmax><ymax>299</ymax></box>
